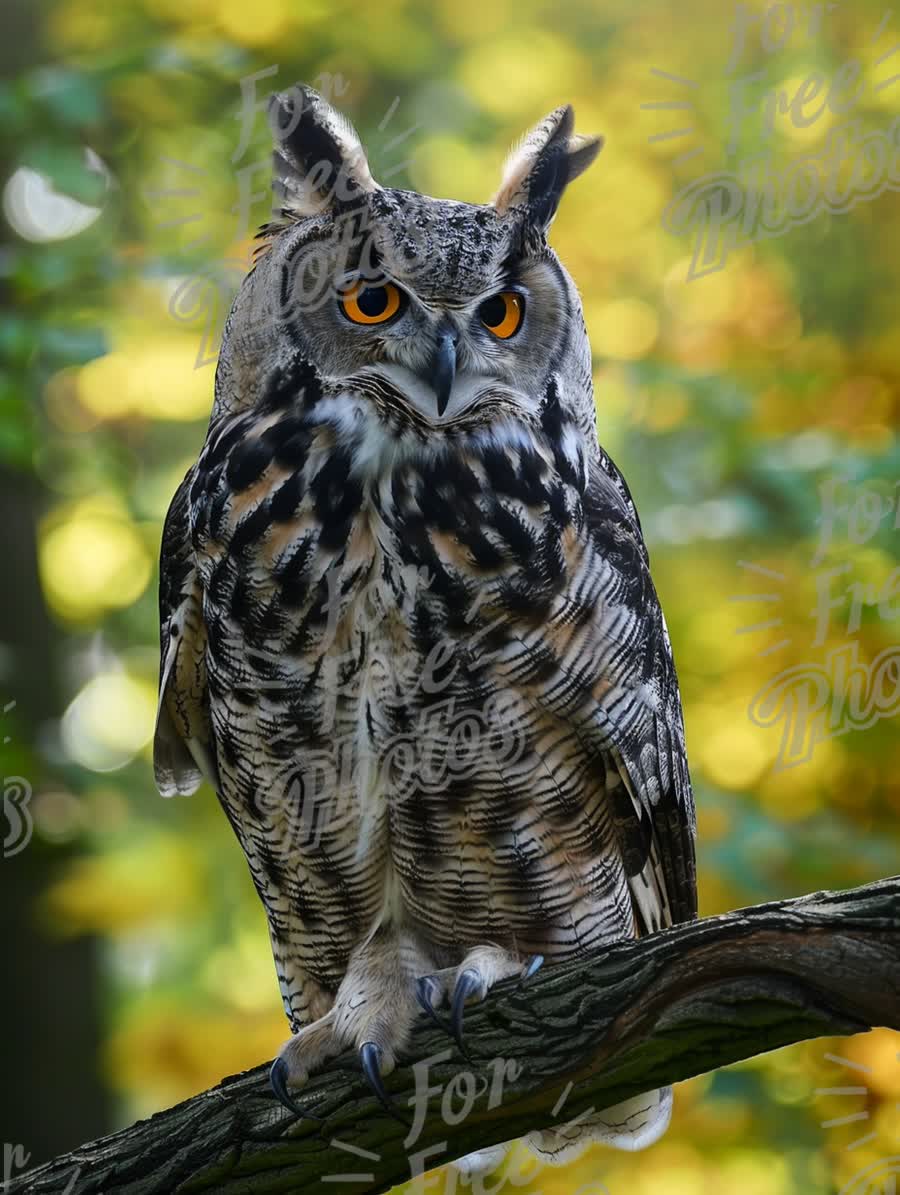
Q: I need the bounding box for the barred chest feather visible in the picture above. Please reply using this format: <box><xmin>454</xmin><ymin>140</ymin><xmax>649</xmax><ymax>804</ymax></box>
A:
<box><xmin>186</xmin><ymin>361</ymin><xmax>626</xmax><ymax>964</ymax></box>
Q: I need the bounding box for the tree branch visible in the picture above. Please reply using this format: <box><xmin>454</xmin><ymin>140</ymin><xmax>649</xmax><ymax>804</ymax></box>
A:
<box><xmin>11</xmin><ymin>877</ymin><xmax>900</xmax><ymax>1195</ymax></box>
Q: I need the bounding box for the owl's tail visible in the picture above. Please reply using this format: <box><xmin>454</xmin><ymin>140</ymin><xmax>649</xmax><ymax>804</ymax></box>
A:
<box><xmin>524</xmin><ymin>1085</ymin><xmax>673</xmax><ymax>1163</ymax></box>
<box><xmin>451</xmin><ymin>1085</ymin><xmax>672</xmax><ymax>1178</ymax></box>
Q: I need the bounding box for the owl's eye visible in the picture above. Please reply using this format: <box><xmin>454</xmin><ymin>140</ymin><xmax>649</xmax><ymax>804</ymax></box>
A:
<box><xmin>478</xmin><ymin>291</ymin><xmax>524</xmax><ymax>339</ymax></box>
<box><xmin>340</xmin><ymin>282</ymin><xmax>403</xmax><ymax>326</ymax></box>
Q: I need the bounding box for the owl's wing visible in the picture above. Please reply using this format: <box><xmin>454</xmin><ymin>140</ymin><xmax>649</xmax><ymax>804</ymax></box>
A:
<box><xmin>580</xmin><ymin>450</ymin><xmax>697</xmax><ymax>931</ymax></box>
<box><xmin>154</xmin><ymin>469</ymin><xmax>218</xmax><ymax>797</ymax></box>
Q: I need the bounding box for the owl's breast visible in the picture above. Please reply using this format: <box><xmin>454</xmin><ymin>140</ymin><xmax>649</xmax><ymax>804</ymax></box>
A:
<box><xmin>188</xmin><ymin>390</ymin><xmax>593</xmax><ymax>958</ymax></box>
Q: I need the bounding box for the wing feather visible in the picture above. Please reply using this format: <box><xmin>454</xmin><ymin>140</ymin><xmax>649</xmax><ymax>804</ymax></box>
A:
<box><xmin>154</xmin><ymin>470</ymin><xmax>218</xmax><ymax>796</ymax></box>
<box><xmin>581</xmin><ymin>451</ymin><xmax>697</xmax><ymax>930</ymax></box>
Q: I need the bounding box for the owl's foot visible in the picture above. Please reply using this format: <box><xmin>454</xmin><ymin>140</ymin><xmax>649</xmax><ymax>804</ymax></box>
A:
<box><xmin>270</xmin><ymin>931</ymin><xmax>432</xmax><ymax>1125</ymax></box>
<box><xmin>416</xmin><ymin>946</ymin><xmax>544</xmax><ymax>1056</ymax></box>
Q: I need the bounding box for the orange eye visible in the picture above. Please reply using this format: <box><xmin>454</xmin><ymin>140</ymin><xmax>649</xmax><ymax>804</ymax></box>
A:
<box><xmin>478</xmin><ymin>291</ymin><xmax>524</xmax><ymax>339</ymax></box>
<box><xmin>340</xmin><ymin>282</ymin><xmax>403</xmax><ymax>325</ymax></box>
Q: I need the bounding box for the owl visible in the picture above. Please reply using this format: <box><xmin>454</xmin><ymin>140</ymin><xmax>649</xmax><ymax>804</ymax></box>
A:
<box><xmin>154</xmin><ymin>84</ymin><xmax>697</xmax><ymax>1168</ymax></box>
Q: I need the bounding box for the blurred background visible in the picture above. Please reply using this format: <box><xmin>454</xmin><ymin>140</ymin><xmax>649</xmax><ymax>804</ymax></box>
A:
<box><xmin>1</xmin><ymin>0</ymin><xmax>899</xmax><ymax>1191</ymax></box>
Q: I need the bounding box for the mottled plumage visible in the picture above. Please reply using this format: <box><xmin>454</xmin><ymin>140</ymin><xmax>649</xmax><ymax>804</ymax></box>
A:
<box><xmin>155</xmin><ymin>84</ymin><xmax>696</xmax><ymax>1164</ymax></box>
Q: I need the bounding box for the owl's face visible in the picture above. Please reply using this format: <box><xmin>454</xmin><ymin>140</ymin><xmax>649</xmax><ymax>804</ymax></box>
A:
<box><xmin>221</xmin><ymin>87</ymin><xmax>602</xmax><ymax>437</ymax></box>
<box><xmin>272</xmin><ymin>189</ymin><xmax>576</xmax><ymax>423</ymax></box>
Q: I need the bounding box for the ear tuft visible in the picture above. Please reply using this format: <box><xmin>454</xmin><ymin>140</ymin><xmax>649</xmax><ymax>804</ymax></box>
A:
<box><xmin>491</xmin><ymin>104</ymin><xmax>603</xmax><ymax>231</ymax></box>
<box><xmin>268</xmin><ymin>84</ymin><xmax>378</xmax><ymax>219</ymax></box>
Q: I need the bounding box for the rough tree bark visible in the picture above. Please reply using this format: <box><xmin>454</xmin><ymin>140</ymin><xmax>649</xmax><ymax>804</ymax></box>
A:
<box><xmin>10</xmin><ymin>877</ymin><xmax>900</xmax><ymax>1195</ymax></box>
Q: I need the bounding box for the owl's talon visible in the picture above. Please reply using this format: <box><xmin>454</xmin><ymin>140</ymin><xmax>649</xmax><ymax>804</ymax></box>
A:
<box><xmin>450</xmin><ymin>968</ymin><xmax>482</xmax><ymax>1055</ymax></box>
<box><xmin>520</xmin><ymin>954</ymin><xmax>545</xmax><ymax>984</ymax></box>
<box><xmin>269</xmin><ymin>1056</ymin><xmax>321</xmax><ymax>1120</ymax></box>
<box><xmin>415</xmin><ymin>975</ymin><xmax>447</xmax><ymax>1029</ymax></box>
<box><xmin>359</xmin><ymin>1041</ymin><xmax>411</xmax><ymax>1127</ymax></box>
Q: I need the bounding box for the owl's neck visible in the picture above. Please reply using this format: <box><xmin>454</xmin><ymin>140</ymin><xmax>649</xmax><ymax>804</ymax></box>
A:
<box><xmin>302</xmin><ymin>375</ymin><xmax>589</xmax><ymax>498</ymax></box>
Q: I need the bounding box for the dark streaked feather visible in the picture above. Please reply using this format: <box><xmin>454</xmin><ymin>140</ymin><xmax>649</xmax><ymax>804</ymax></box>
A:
<box><xmin>154</xmin><ymin>471</ymin><xmax>217</xmax><ymax>796</ymax></box>
<box><xmin>582</xmin><ymin>452</ymin><xmax>697</xmax><ymax>928</ymax></box>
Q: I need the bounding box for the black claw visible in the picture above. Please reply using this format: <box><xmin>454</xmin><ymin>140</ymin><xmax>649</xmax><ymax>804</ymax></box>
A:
<box><xmin>450</xmin><ymin>968</ymin><xmax>482</xmax><ymax>1056</ymax></box>
<box><xmin>520</xmin><ymin>954</ymin><xmax>545</xmax><ymax>984</ymax></box>
<box><xmin>269</xmin><ymin>1056</ymin><xmax>321</xmax><ymax>1120</ymax></box>
<box><xmin>359</xmin><ymin>1041</ymin><xmax>411</xmax><ymax>1127</ymax></box>
<box><xmin>415</xmin><ymin>975</ymin><xmax>447</xmax><ymax>1030</ymax></box>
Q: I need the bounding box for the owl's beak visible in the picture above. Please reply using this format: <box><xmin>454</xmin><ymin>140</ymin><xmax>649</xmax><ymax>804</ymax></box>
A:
<box><xmin>430</xmin><ymin>327</ymin><xmax>457</xmax><ymax>417</ymax></box>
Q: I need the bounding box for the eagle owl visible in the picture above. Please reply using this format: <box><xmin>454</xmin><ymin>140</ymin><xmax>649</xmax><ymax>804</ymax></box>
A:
<box><xmin>155</xmin><ymin>83</ymin><xmax>697</xmax><ymax>1168</ymax></box>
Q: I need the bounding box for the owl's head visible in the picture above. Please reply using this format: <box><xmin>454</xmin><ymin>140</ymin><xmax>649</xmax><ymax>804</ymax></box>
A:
<box><xmin>218</xmin><ymin>85</ymin><xmax>602</xmax><ymax>441</ymax></box>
